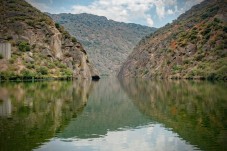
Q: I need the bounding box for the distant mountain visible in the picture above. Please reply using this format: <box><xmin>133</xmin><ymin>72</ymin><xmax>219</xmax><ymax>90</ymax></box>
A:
<box><xmin>119</xmin><ymin>0</ymin><xmax>227</xmax><ymax>80</ymax></box>
<box><xmin>48</xmin><ymin>13</ymin><xmax>156</xmax><ymax>75</ymax></box>
<box><xmin>0</xmin><ymin>0</ymin><xmax>98</xmax><ymax>80</ymax></box>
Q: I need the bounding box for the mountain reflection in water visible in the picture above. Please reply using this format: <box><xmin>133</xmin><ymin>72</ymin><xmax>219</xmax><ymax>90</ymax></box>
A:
<box><xmin>0</xmin><ymin>78</ymin><xmax>226</xmax><ymax>151</ymax></box>
<box><xmin>0</xmin><ymin>80</ymin><xmax>92</xmax><ymax>151</ymax></box>
<box><xmin>120</xmin><ymin>78</ymin><xmax>227</xmax><ymax>151</ymax></box>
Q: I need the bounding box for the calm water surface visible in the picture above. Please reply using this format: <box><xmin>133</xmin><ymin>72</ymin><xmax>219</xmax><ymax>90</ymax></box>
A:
<box><xmin>0</xmin><ymin>78</ymin><xmax>226</xmax><ymax>151</ymax></box>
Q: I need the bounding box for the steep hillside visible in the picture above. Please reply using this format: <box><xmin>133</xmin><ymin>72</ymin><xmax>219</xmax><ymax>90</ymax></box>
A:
<box><xmin>0</xmin><ymin>0</ymin><xmax>98</xmax><ymax>80</ymax></box>
<box><xmin>119</xmin><ymin>0</ymin><xmax>227</xmax><ymax>80</ymax></box>
<box><xmin>48</xmin><ymin>13</ymin><xmax>156</xmax><ymax>75</ymax></box>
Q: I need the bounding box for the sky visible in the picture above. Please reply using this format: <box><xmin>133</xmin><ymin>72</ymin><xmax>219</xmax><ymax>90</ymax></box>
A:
<box><xmin>26</xmin><ymin>0</ymin><xmax>204</xmax><ymax>28</ymax></box>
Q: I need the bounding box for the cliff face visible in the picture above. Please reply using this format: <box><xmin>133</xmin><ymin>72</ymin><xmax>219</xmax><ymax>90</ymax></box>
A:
<box><xmin>0</xmin><ymin>0</ymin><xmax>98</xmax><ymax>80</ymax></box>
<box><xmin>119</xmin><ymin>0</ymin><xmax>227</xmax><ymax>80</ymax></box>
<box><xmin>48</xmin><ymin>13</ymin><xmax>156</xmax><ymax>75</ymax></box>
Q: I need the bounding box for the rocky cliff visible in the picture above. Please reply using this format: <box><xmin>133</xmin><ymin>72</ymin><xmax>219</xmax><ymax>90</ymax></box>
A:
<box><xmin>0</xmin><ymin>0</ymin><xmax>98</xmax><ymax>80</ymax></box>
<box><xmin>48</xmin><ymin>13</ymin><xmax>156</xmax><ymax>75</ymax></box>
<box><xmin>119</xmin><ymin>0</ymin><xmax>227</xmax><ymax>80</ymax></box>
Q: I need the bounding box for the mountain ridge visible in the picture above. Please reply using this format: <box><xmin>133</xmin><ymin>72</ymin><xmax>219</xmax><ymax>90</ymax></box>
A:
<box><xmin>48</xmin><ymin>13</ymin><xmax>156</xmax><ymax>75</ymax></box>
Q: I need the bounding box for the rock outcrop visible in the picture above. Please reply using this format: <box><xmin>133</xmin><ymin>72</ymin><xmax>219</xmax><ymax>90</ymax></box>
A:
<box><xmin>0</xmin><ymin>0</ymin><xmax>99</xmax><ymax>80</ymax></box>
<box><xmin>119</xmin><ymin>0</ymin><xmax>227</xmax><ymax>80</ymax></box>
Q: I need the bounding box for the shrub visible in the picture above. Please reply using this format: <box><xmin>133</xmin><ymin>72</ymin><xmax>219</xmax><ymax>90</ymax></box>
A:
<box><xmin>72</xmin><ymin>37</ymin><xmax>77</xmax><ymax>43</ymax></box>
<box><xmin>32</xmin><ymin>44</ymin><xmax>36</xmax><ymax>49</ymax></box>
<box><xmin>58</xmin><ymin>63</ymin><xmax>67</xmax><ymax>68</ymax></box>
<box><xmin>172</xmin><ymin>65</ymin><xmax>182</xmax><ymax>71</ymax></box>
<box><xmin>63</xmin><ymin>31</ymin><xmax>70</xmax><ymax>39</ymax></box>
<box><xmin>9</xmin><ymin>58</ymin><xmax>15</xmax><ymax>64</ymax></box>
<box><xmin>18</xmin><ymin>41</ymin><xmax>30</xmax><ymax>51</ymax></box>
<box><xmin>21</xmin><ymin>69</ymin><xmax>34</xmax><ymax>77</ymax></box>
<box><xmin>183</xmin><ymin>59</ymin><xmax>190</xmax><ymax>64</ymax></box>
<box><xmin>47</xmin><ymin>62</ymin><xmax>55</xmax><ymax>69</ymax></box>
<box><xmin>44</xmin><ymin>17</ymin><xmax>53</xmax><ymax>26</ymax></box>
<box><xmin>201</xmin><ymin>6</ymin><xmax>219</xmax><ymax>19</ymax></box>
<box><xmin>223</xmin><ymin>26</ymin><xmax>227</xmax><ymax>33</ymax></box>
<box><xmin>26</xmin><ymin>20</ymin><xmax>35</xmax><ymax>27</ymax></box>
<box><xmin>144</xmin><ymin>70</ymin><xmax>149</xmax><ymax>75</ymax></box>
<box><xmin>61</xmin><ymin>69</ymin><xmax>73</xmax><ymax>77</ymax></box>
<box><xmin>207</xmin><ymin>72</ymin><xmax>216</xmax><ymax>80</ymax></box>
<box><xmin>0</xmin><ymin>54</ymin><xmax>3</xmax><ymax>59</ymax></box>
<box><xmin>214</xmin><ymin>18</ymin><xmax>221</xmax><ymax>23</ymax></box>
<box><xmin>195</xmin><ymin>54</ymin><xmax>204</xmax><ymax>61</ymax></box>
<box><xmin>26</xmin><ymin>63</ymin><xmax>35</xmax><ymax>69</ymax></box>
<box><xmin>201</xmin><ymin>28</ymin><xmax>211</xmax><ymax>36</ymax></box>
<box><xmin>37</xmin><ymin>66</ymin><xmax>48</xmax><ymax>75</ymax></box>
<box><xmin>55</xmin><ymin>23</ymin><xmax>60</xmax><ymax>29</ymax></box>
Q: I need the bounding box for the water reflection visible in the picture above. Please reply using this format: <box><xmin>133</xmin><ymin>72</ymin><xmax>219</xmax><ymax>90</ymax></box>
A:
<box><xmin>0</xmin><ymin>80</ymin><xmax>93</xmax><ymax>151</ymax></box>
<box><xmin>0</xmin><ymin>78</ymin><xmax>226</xmax><ymax>151</ymax></box>
<box><xmin>37</xmin><ymin>78</ymin><xmax>212</xmax><ymax>151</ymax></box>
<box><xmin>120</xmin><ymin>78</ymin><xmax>227</xmax><ymax>151</ymax></box>
<box><xmin>0</xmin><ymin>86</ymin><xmax>14</xmax><ymax>117</ymax></box>
<box><xmin>57</xmin><ymin>78</ymin><xmax>151</xmax><ymax>139</ymax></box>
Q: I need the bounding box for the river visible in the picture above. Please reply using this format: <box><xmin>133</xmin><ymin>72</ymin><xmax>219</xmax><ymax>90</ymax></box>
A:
<box><xmin>0</xmin><ymin>78</ymin><xmax>226</xmax><ymax>151</ymax></box>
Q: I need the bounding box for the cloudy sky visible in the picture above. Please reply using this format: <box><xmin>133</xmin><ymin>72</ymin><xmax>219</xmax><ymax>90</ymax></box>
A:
<box><xmin>26</xmin><ymin>0</ymin><xmax>204</xmax><ymax>28</ymax></box>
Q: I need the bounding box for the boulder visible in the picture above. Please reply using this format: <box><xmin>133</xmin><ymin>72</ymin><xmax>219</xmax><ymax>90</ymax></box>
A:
<box><xmin>42</xmin><ymin>48</ymin><xmax>53</xmax><ymax>57</ymax></box>
<box><xmin>28</xmin><ymin>52</ymin><xmax>33</xmax><ymax>57</ymax></box>
<box><xmin>24</xmin><ymin>55</ymin><xmax>34</xmax><ymax>63</ymax></box>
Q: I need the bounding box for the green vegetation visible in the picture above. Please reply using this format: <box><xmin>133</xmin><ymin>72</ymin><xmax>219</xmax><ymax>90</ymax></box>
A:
<box><xmin>0</xmin><ymin>81</ymin><xmax>86</xmax><ymax>151</ymax></box>
<box><xmin>72</xmin><ymin>37</ymin><xmax>77</xmax><ymax>43</ymax></box>
<box><xmin>201</xmin><ymin>6</ymin><xmax>219</xmax><ymax>19</ymax></box>
<box><xmin>0</xmin><ymin>0</ymin><xmax>96</xmax><ymax>81</ymax></box>
<box><xmin>26</xmin><ymin>20</ymin><xmax>35</xmax><ymax>27</ymax></box>
<box><xmin>119</xmin><ymin>0</ymin><xmax>226</xmax><ymax>80</ymax></box>
<box><xmin>61</xmin><ymin>68</ymin><xmax>73</xmax><ymax>77</ymax></box>
<box><xmin>172</xmin><ymin>65</ymin><xmax>182</xmax><ymax>71</ymax></box>
<box><xmin>48</xmin><ymin>13</ymin><xmax>156</xmax><ymax>75</ymax></box>
<box><xmin>55</xmin><ymin>23</ymin><xmax>60</xmax><ymax>29</ymax></box>
<box><xmin>18</xmin><ymin>41</ymin><xmax>30</xmax><ymax>52</ymax></box>
<box><xmin>0</xmin><ymin>54</ymin><xmax>3</xmax><ymax>59</ymax></box>
<box><xmin>21</xmin><ymin>69</ymin><xmax>34</xmax><ymax>77</ymax></box>
<box><xmin>47</xmin><ymin>62</ymin><xmax>55</xmax><ymax>69</ymax></box>
<box><xmin>223</xmin><ymin>26</ymin><xmax>227</xmax><ymax>32</ymax></box>
<box><xmin>26</xmin><ymin>63</ymin><xmax>35</xmax><ymax>69</ymax></box>
<box><xmin>9</xmin><ymin>58</ymin><xmax>15</xmax><ymax>64</ymax></box>
<box><xmin>37</xmin><ymin>66</ymin><xmax>48</xmax><ymax>75</ymax></box>
<box><xmin>121</xmin><ymin>79</ymin><xmax>227</xmax><ymax>151</ymax></box>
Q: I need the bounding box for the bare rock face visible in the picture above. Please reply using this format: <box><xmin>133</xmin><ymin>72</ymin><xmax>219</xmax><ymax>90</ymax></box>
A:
<box><xmin>119</xmin><ymin>0</ymin><xmax>227</xmax><ymax>80</ymax></box>
<box><xmin>50</xmin><ymin>31</ymin><xmax>63</xmax><ymax>59</ymax></box>
<box><xmin>0</xmin><ymin>0</ymin><xmax>99</xmax><ymax>79</ymax></box>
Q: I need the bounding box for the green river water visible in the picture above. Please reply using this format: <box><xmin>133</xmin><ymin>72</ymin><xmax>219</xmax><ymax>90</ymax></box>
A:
<box><xmin>0</xmin><ymin>78</ymin><xmax>226</xmax><ymax>151</ymax></box>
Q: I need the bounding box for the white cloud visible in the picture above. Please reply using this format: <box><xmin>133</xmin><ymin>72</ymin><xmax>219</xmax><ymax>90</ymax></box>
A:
<box><xmin>146</xmin><ymin>15</ymin><xmax>154</xmax><ymax>27</ymax></box>
<box><xmin>71</xmin><ymin>0</ymin><xmax>178</xmax><ymax>27</ymax></box>
<box><xmin>25</xmin><ymin>0</ymin><xmax>205</xmax><ymax>27</ymax></box>
<box><xmin>36</xmin><ymin>124</ymin><xmax>199</xmax><ymax>151</ymax></box>
<box><xmin>167</xmin><ymin>9</ymin><xmax>174</xmax><ymax>15</ymax></box>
